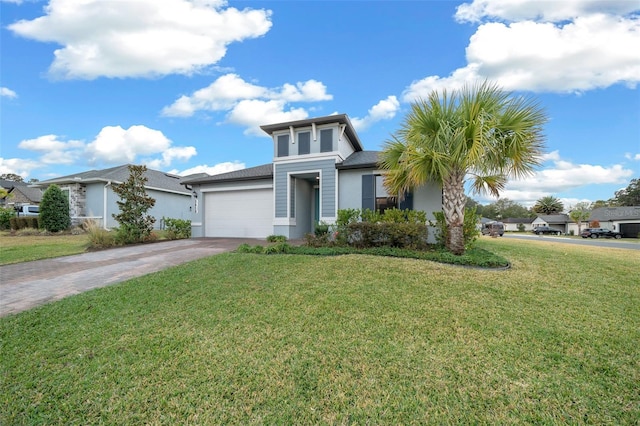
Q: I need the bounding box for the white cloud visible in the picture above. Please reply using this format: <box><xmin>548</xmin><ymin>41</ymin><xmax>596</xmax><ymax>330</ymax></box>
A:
<box><xmin>163</xmin><ymin>73</ymin><xmax>332</xmax><ymax>135</ymax></box>
<box><xmin>145</xmin><ymin>146</ymin><xmax>197</xmax><ymax>169</ymax></box>
<box><xmin>455</xmin><ymin>0</ymin><xmax>639</xmax><ymax>23</ymax></box>
<box><xmin>1</xmin><ymin>87</ymin><xmax>17</xmax><ymax>98</ymax></box>
<box><xmin>625</xmin><ymin>152</ymin><xmax>640</xmax><ymax>161</ymax></box>
<box><xmin>18</xmin><ymin>134</ymin><xmax>85</xmax><ymax>165</ymax></box>
<box><xmin>403</xmin><ymin>3</ymin><xmax>640</xmax><ymax>100</ymax></box>
<box><xmin>86</xmin><ymin>125</ymin><xmax>172</xmax><ymax>164</ymax></box>
<box><xmin>227</xmin><ymin>99</ymin><xmax>309</xmax><ymax>136</ymax></box>
<box><xmin>7</xmin><ymin>0</ymin><xmax>272</xmax><ymax>79</ymax></box>
<box><xmin>0</xmin><ymin>157</ymin><xmax>41</xmax><ymax>179</ymax></box>
<box><xmin>172</xmin><ymin>161</ymin><xmax>246</xmax><ymax>177</ymax></box>
<box><xmin>16</xmin><ymin>125</ymin><xmax>196</xmax><ymax>170</ymax></box>
<box><xmin>351</xmin><ymin>96</ymin><xmax>400</xmax><ymax>131</ymax></box>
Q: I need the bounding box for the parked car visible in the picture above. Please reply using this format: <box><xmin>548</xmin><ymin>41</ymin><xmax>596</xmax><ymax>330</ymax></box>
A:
<box><xmin>532</xmin><ymin>226</ymin><xmax>562</xmax><ymax>235</ymax></box>
<box><xmin>14</xmin><ymin>205</ymin><xmax>39</xmax><ymax>217</ymax></box>
<box><xmin>580</xmin><ymin>228</ymin><xmax>622</xmax><ymax>239</ymax></box>
<box><xmin>481</xmin><ymin>221</ymin><xmax>504</xmax><ymax>236</ymax></box>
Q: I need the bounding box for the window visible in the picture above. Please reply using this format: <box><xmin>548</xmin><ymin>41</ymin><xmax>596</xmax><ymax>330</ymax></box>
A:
<box><xmin>375</xmin><ymin>175</ymin><xmax>396</xmax><ymax>213</ymax></box>
<box><xmin>277</xmin><ymin>134</ymin><xmax>289</xmax><ymax>157</ymax></box>
<box><xmin>320</xmin><ymin>129</ymin><xmax>333</xmax><ymax>153</ymax></box>
<box><xmin>298</xmin><ymin>132</ymin><xmax>310</xmax><ymax>155</ymax></box>
<box><xmin>362</xmin><ymin>175</ymin><xmax>413</xmax><ymax>213</ymax></box>
<box><xmin>290</xmin><ymin>177</ymin><xmax>296</xmax><ymax>218</ymax></box>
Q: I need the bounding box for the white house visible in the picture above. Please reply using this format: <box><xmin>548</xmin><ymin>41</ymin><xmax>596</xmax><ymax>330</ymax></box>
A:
<box><xmin>182</xmin><ymin>114</ymin><xmax>443</xmax><ymax>240</ymax></box>
<box><xmin>589</xmin><ymin>206</ymin><xmax>640</xmax><ymax>238</ymax></box>
<box><xmin>36</xmin><ymin>165</ymin><xmax>192</xmax><ymax>229</ymax></box>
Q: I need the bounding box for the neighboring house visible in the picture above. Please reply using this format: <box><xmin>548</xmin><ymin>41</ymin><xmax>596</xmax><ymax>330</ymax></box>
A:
<box><xmin>502</xmin><ymin>217</ymin><xmax>534</xmax><ymax>232</ymax></box>
<box><xmin>532</xmin><ymin>214</ymin><xmax>571</xmax><ymax>234</ymax></box>
<box><xmin>35</xmin><ymin>165</ymin><xmax>191</xmax><ymax>229</ymax></box>
<box><xmin>589</xmin><ymin>206</ymin><xmax>640</xmax><ymax>238</ymax></box>
<box><xmin>0</xmin><ymin>179</ymin><xmax>43</xmax><ymax>207</ymax></box>
<box><xmin>182</xmin><ymin>114</ymin><xmax>443</xmax><ymax>240</ymax></box>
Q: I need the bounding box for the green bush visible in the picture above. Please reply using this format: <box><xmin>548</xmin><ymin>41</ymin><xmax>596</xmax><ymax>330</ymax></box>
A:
<box><xmin>0</xmin><ymin>206</ymin><xmax>15</xmax><ymax>230</ymax></box>
<box><xmin>236</xmin><ymin>244</ymin><xmax>265</xmax><ymax>254</ymax></box>
<box><xmin>314</xmin><ymin>222</ymin><xmax>330</xmax><ymax>236</ymax></box>
<box><xmin>345</xmin><ymin>222</ymin><xmax>428</xmax><ymax>249</ymax></box>
<box><xmin>9</xmin><ymin>216</ymin><xmax>39</xmax><ymax>230</ymax></box>
<box><xmin>264</xmin><ymin>242</ymin><xmax>291</xmax><ymax>254</ymax></box>
<box><xmin>164</xmin><ymin>217</ymin><xmax>191</xmax><ymax>240</ymax></box>
<box><xmin>266</xmin><ymin>235</ymin><xmax>287</xmax><ymax>243</ymax></box>
<box><xmin>40</xmin><ymin>184</ymin><xmax>71</xmax><ymax>232</ymax></box>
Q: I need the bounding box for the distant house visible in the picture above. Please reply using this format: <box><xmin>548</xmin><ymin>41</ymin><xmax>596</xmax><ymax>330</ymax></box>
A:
<box><xmin>502</xmin><ymin>217</ymin><xmax>534</xmax><ymax>232</ymax></box>
<box><xmin>35</xmin><ymin>165</ymin><xmax>191</xmax><ymax>229</ymax></box>
<box><xmin>532</xmin><ymin>214</ymin><xmax>571</xmax><ymax>234</ymax></box>
<box><xmin>0</xmin><ymin>179</ymin><xmax>43</xmax><ymax>207</ymax></box>
<box><xmin>589</xmin><ymin>206</ymin><xmax>640</xmax><ymax>238</ymax></box>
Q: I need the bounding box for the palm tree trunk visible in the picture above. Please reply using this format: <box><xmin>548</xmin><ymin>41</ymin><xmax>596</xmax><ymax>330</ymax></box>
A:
<box><xmin>442</xmin><ymin>170</ymin><xmax>466</xmax><ymax>255</ymax></box>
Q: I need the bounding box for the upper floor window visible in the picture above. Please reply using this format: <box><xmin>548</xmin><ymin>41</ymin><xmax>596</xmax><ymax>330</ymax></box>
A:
<box><xmin>298</xmin><ymin>132</ymin><xmax>310</xmax><ymax>155</ymax></box>
<box><xmin>320</xmin><ymin>129</ymin><xmax>333</xmax><ymax>153</ymax></box>
<box><xmin>277</xmin><ymin>134</ymin><xmax>289</xmax><ymax>157</ymax></box>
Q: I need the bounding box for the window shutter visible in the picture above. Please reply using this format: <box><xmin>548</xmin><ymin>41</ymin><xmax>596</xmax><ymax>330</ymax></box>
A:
<box><xmin>362</xmin><ymin>175</ymin><xmax>375</xmax><ymax>211</ymax></box>
<box><xmin>399</xmin><ymin>191</ymin><xmax>413</xmax><ymax>210</ymax></box>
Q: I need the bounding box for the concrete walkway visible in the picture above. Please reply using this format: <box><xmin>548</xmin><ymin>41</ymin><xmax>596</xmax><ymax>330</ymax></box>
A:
<box><xmin>0</xmin><ymin>238</ymin><xmax>263</xmax><ymax>317</ymax></box>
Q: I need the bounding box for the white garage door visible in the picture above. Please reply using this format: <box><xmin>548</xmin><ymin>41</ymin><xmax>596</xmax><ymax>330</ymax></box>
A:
<box><xmin>204</xmin><ymin>189</ymin><xmax>273</xmax><ymax>238</ymax></box>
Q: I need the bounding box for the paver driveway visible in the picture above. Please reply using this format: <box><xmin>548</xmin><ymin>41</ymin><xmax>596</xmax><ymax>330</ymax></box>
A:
<box><xmin>0</xmin><ymin>238</ymin><xmax>262</xmax><ymax>317</ymax></box>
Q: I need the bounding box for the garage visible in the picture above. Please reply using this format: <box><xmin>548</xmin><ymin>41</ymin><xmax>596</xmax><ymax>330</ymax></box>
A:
<box><xmin>204</xmin><ymin>188</ymin><xmax>273</xmax><ymax>238</ymax></box>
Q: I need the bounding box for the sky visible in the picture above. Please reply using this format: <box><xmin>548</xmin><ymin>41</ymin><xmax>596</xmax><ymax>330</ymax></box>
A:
<box><xmin>1</xmin><ymin>0</ymin><xmax>639</xmax><ymax>208</ymax></box>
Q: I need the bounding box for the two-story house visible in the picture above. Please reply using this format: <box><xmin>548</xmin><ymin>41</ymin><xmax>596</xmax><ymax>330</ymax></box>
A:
<box><xmin>182</xmin><ymin>114</ymin><xmax>443</xmax><ymax>240</ymax></box>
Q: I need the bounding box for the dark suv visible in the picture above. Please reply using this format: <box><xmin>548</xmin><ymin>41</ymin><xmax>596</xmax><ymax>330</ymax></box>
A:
<box><xmin>580</xmin><ymin>228</ymin><xmax>623</xmax><ymax>239</ymax></box>
<box><xmin>532</xmin><ymin>226</ymin><xmax>562</xmax><ymax>235</ymax></box>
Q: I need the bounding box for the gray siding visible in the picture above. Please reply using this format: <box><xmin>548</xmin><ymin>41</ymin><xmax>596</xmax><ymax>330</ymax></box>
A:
<box><xmin>274</xmin><ymin>159</ymin><xmax>336</xmax><ymax>218</ymax></box>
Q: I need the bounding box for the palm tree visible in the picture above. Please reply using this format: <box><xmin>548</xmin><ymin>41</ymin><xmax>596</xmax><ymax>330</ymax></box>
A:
<box><xmin>568</xmin><ymin>202</ymin><xmax>591</xmax><ymax>235</ymax></box>
<box><xmin>533</xmin><ymin>196</ymin><xmax>564</xmax><ymax>215</ymax></box>
<box><xmin>379</xmin><ymin>81</ymin><xmax>547</xmax><ymax>255</ymax></box>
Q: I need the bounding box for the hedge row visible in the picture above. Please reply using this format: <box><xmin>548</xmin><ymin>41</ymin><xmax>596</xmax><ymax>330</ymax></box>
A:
<box><xmin>9</xmin><ymin>216</ymin><xmax>40</xmax><ymax>230</ymax></box>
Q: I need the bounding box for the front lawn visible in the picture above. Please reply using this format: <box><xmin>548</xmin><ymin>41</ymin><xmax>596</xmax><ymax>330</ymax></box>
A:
<box><xmin>1</xmin><ymin>239</ymin><xmax>638</xmax><ymax>424</ymax></box>
<box><xmin>0</xmin><ymin>232</ymin><xmax>89</xmax><ymax>265</ymax></box>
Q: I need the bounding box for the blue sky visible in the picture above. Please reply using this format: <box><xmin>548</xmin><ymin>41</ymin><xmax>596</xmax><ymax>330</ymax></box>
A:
<box><xmin>1</xmin><ymin>0</ymin><xmax>639</xmax><ymax>208</ymax></box>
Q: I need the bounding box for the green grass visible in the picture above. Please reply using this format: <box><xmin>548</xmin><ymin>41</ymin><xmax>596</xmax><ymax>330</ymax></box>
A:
<box><xmin>1</xmin><ymin>239</ymin><xmax>638</xmax><ymax>424</ymax></box>
<box><xmin>0</xmin><ymin>232</ymin><xmax>89</xmax><ymax>265</ymax></box>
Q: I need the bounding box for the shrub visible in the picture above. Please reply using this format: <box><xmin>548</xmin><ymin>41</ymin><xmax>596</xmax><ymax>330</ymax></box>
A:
<box><xmin>0</xmin><ymin>206</ymin><xmax>15</xmax><ymax>230</ymax></box>
<box><xmin>9</xmin><ymin>216</ymin><xmax>39</xmax><ymax>230</ymax></box>
<box><xmin>40</xmin><ymin>184</ymin><xmax>71</xmax><ymax>232</ymax></box>
<box><xmin>266</xmin><ymin>235</ymin><xmax>287</xmax><ymax>243</ymax></box>
<box><xmin>264</xmin><ymin>242</ymin><xmax>291</xmax><ymax>254</ymax></box>
<box><xmin>517</xmin><ymin>223</ymin><xmax>525</xmax><ymax>232</ymax></box>
<box><xmin>314</xmin><ymin>222</ymin><xmax>330</xmax><ymax>236</ymax></box>
<box><xmin>164</xmin><ymin>218</ymin><xmax>191</xmax><ymax>240</ymax></box>
<box><xmin>344</xmin><ymin>222</ymin><xmax>428</xmax><ymax>249</ymax></box>
<box><xmin>84</xmin><ymin>220</ymin><xmax>116</xmax><ymax>249</ymax></box>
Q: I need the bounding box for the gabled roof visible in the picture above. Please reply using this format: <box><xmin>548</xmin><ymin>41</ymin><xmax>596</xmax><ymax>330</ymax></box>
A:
<box><xmin>536</xmin><ymin>214</ymin><xmax>570</xmax><ymax>224</ymax></box>
<box><xmin>1</xmin><ymin>180</ymin><xmax>43</xmax><ymax>203</ymax></box>
<box><xmin>260</xmin><ymin>114</ymin><xmax>364</xmax><ymax>152</ymax></box>
<box><xmin>8</xmin><ymin>186</ymin><xmax>43</xmax><ymax>203</ymax></box>
<box><xmin>503</xmin><ymin>217</ymin><xmax>534</xmax><ymax>224</ymax></box>
<box><xmin>181</xmin><ymin>164</ymin><xmax>274</xmax><ymax>185</ymax></box>
<box><xmin>37</xmin><ymin>164</ymin><xmax>189</xmax><ymax>194</ymax></box>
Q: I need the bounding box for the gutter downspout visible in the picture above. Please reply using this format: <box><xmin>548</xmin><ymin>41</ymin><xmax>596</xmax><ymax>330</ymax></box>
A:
<box><xmin>104</xmin><ymin>181</ymin><xmax>111</xmax><ymax>230</ymax></box>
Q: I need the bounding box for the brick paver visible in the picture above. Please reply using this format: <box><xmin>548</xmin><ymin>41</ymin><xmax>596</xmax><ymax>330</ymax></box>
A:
<box><xmin>0</xmin><ymin>238</ymin><xmax>262</xmax><ymax>317</ymax></box>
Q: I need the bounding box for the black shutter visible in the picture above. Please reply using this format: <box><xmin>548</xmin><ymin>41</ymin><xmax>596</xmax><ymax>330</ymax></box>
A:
<box><xmin>399</xmin><ymin>191</ymin><xmax>413</xmax><ymax>210</ymax></box>
<box><xmin>362</xmin><ymin>175</ymin><xmax>375</xmax><ymax>211</ymax></box>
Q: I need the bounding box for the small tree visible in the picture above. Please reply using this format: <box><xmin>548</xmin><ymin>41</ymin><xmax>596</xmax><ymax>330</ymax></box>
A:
<box><xmin>112</xmin><ymin>165</ymin><xmax>156</xmax><ymax>244</ymax></box>
<box><xmin>568</xmin><ymin>202</ymin><xmax>591</xmax><ymax>235</ymax></box>
<box><xmin>40</xmin><ymin>184</ymin><xmax>71</xmax><ymax>232</ymax></box>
